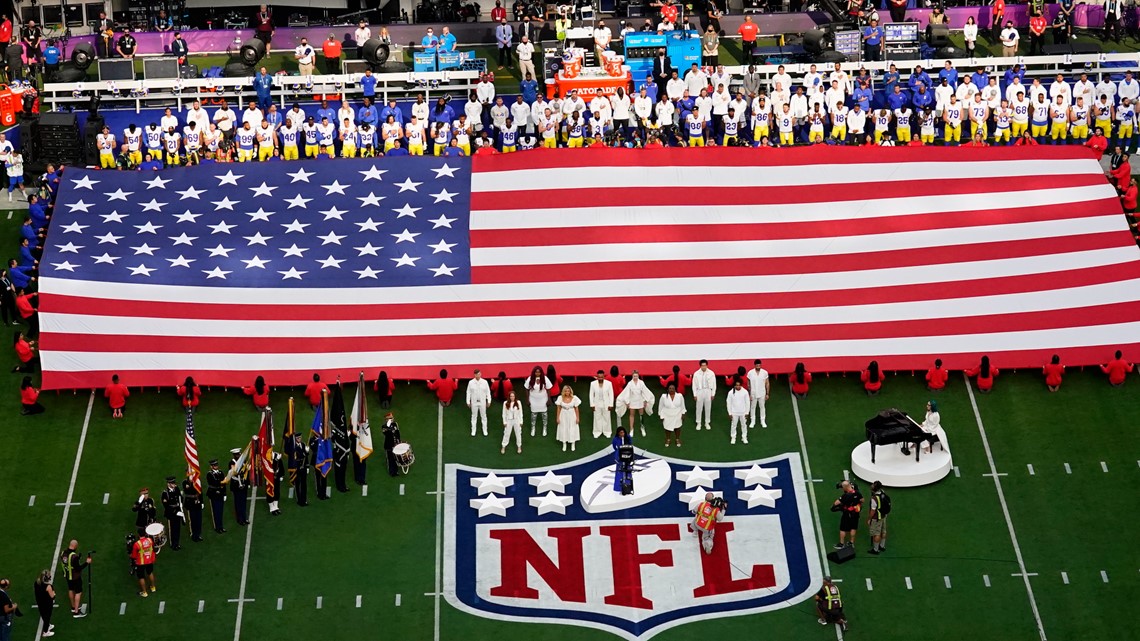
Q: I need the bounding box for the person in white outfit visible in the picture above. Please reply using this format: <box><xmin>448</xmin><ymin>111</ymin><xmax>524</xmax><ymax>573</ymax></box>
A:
<box><xmin>524</xmin><ymin>365</ymin><xmax>552</xmax><ymax>436</ymax></box>
<box><xmin>617</xmin><ymin>371</ymin><xmax>653</xmax><ymax>437</ymax></box>
<box><xmin>554</xmin><ymin>385</ymin><xmax>581</xmax><ymax>452</ymax></box>
<box><xmin>726</xmin><ymin>379</ymin><xmax>751</xmax><ymax>445</ymax></box>
<box><xmin>920</xmin><ymin>399</ymin><xmax>941</xmax><ymax>454</ymax></box>
<box><xmin>589</xmin><ymin>370</ymin><xmax>614</xmax><ymax>438</ymax></box>
<box><xmin>501</xmin><ymin>391</ymin><xmax>523</xmax><ymax>454</ymax></box>
<box><xmin>691</xmin><ymin>359</ymin><xmax>716</xmax><ymax>430</ymax></box>
<box><xmin>466</xmin><ymin>369</ymin><xmax>491</xmax><ymax>436</ymax></box>
<box><xmin>658</xmin><ymin>383</ymin><xmax>687</xmax><ymax>447</ymax></box>
<box><xmin>745</xmin><ymin>359</ymin><xmax>770</xmax><ymax>429</ymax></box>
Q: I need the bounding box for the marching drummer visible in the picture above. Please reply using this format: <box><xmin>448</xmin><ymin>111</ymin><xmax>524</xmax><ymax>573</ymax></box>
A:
<box><xmin>382</xmin><ymin>412</ymin><xmax>402</xmax><ymax>477</ymax></box>
<box><xmin>160</xmin><ymin>476</ymin><xmax>184</xmax><ymax>551</ymax></box>
<box><xmin>129</xmin><ymin>531</ymin><xmax>157</xmax><ymax>598</ymax></box>
<box><xmin>131</xmin><ymin>487</ymin><xmax>157</xmax><ymax>536</ymax></box>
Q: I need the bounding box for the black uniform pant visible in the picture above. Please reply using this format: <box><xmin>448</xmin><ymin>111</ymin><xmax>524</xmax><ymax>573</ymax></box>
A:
<box><xmin>1030</xmin><ymin>33</ymin><xmax>1045</xmax><ymax>55</ymax></box>
<box><xmin>324</xmin><ymin>56</ymin><xmax>340</xmax><ymax>74</ymax></box>
<box><xmin>36</xmin><ymin>597</ymin><xmax>53</xmax><ymax>633</ymax></box>
<box><xmin>209</xmin><ymin>496</ymin><xmax>225</xmax><ymax>531</ymax></box>
<box><xmin>294</xmin><ymin>470</ymin><xmax>309</xmax><ymax>505</ymax></box>
<box><xmin>334</xmin><ymin>461</ymin><xmax>349</xmax><ymax>492</ymax></box>
<box><xmin>232</xmin><ymin>488</ymin><xmax>248</xmax><ymax>524</ymax></box>
<box><xmin>386</xmin><ymin>447</ymin><xmax>399</xmax><ymax>477</ymax></box>
<box><xmin>187</xmin><ymin>504</ymin><xmax>203</xmax><ymax>540</ymax></box>
<box><xmin>352</xmin><ymin>453</ymin><xmax>367</xmax><ymax>486</ymax></box>
<box><xmin>498</xmin><ymin>45</ymin><xmax>510</xmax><ymax>67</ymax></box>
<box><xmin>314</xmin><ymin>472</ymin><xmax>329</xmax><ymax>499</ymax></box>
<box><xmin>0</xmin><ymin>291</ymin><xmax>16</xmax><ymax>324</ymax></box>
<box><xmin>741</xmin><ymin>40</ymin><xmax>756</xmax><ymax>66</ymax></box>
<box><xmin>168</xmin><ymin>515</ymin><xmax>182</xmax><ymax>548</ymax></box>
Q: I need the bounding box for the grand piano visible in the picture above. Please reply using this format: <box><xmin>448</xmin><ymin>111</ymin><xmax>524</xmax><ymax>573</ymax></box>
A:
<box><xmin>865</xmin><ymin>408</ymin><xmax>927</xmax><ymax>464</ymax></box>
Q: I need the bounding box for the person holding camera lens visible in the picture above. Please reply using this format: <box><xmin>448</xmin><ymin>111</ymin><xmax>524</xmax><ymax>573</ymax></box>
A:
<box><xmin>690</xmin><ymin>492</ymin><xmax>727</xmax><ymax>554</ymax></box>
<box><xmin>832</xmin><ymin>481</ymin><xmax>863</xmax><ymax>550</ymax></box>
<box><xmin>0</xmin><ymin>577</ymin><xmax>19</xmax><ymax>641</ymax></box>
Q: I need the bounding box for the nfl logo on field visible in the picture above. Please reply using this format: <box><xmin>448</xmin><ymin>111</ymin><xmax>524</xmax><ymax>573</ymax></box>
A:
<box><xmin>444</xmin><ymin>449</ymin><xmax>823</xmax><ymax>639</ymax></box>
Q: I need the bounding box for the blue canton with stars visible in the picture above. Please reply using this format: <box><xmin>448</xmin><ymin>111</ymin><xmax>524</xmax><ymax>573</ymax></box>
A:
<box><xmin>41</xmin><ymin>157</ymin><xmax>472</xmax><ymax>288</ymax></box>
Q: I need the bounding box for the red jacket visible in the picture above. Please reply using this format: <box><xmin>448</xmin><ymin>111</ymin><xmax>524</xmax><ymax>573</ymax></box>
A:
<box><xmin>659</xmin><ymin>373</ymin><xmax>692</xmax><ymax>396</ymax></box>
<box><xmin>15</xmin><ymin>294</ymin><xmax>34</xmax><ymax>319</ymax></box>
<box><xmin>243</xmin><ymin>384</ymin><xmax>270</xmax><ymax>409</ymax></box>
<box><xmin>1123</xmin><ymin>183</ymin><xmax>1138</xmax><ymax>210</ymax></box>
<box><xmin>14</xmin><ymin>338</ymin><xmax>34</xmax><ymax>363</ymax></box>
<box><xmin>1085</xmin><ymin>134</ymin><xmax>1109</xmax><ymax>157</ymax></box>
<box><xmin>373</xmin><ymin>378</ymin><xmax>396</xmax><ymax>399</ymax></box>
<box><xmin>1029</xmin><ymin>15</ymin><xmax>1046</xmax><ymax>36</ymax></box>
<box><xmin>104</xmin><ymin>383</ymin><xmax>130</xmax><ymax>409</ymax></box>
<box><xmin>428</xmin><ymin>378</ymin><xmax>459</xmax><ymax>403</ymax></box>
<box><xmin>490</xmin><ymin>6</ymin><xmax>506</xmax><ymax>21</ymax></box>
<box><xmin>490</xmin><ymin>378</ymin><xmax>514</xmax><ymax>401</ymax></box>
<box><xmin>21</xmin><ymin>385</ymin><xmax>38</xmax><ymax>405</ymax></box>
<box><xmin>860</xmin><ymin>370</ymin><xmax>882</xmax><ymax>392</ymax></box>
<box><xmin>606</xmin><ymin>374</ymin><xmax>625</xmax><ymax>399</ymax></box>
<box><xmin>304</xmin><ymin>381</ymin><xmax>329</xmax><ymax>407</ymax></box>
<box><xmin>1015</xmin><ymin>136</ymin><xmax>1038</xmax><ymax>146</ymax></box>
<box><xmin>790</xmin><ymin>372</ymin><xmax>811</xmax><ymax>395</ymax></box>
<box><xmin>322</xmin><ymin>39</ymin><xmax>342</xmax><ymax>59</ymax></box>
<box><xmin>0</xmin><ymin>20</ymin><xmax>11</xmax><ymax>45</ymax></box>
<box><xmin>907</xmin><ymin>138</ymin><xmax>925</xmax><ymax>146</ymax></box>
<box><xmin>1110</xmin><ymin>161</ymin><xmax>1131</xmax><ymax>190</ymax></box>
<box><xmin>965</xmin><ymin>363</ymin><xmax>999</xmax><ymax>391</ymax></box>
<box><xmin>548</xmin><ymin>374</ymin><xmax>564</xmax><ymax>398</ymax></box>
<box><xmin>1043</xmin><ymin>363</ymin><xmax>1065</xmax><ymax>387</ymax></box>
<box><xmin>724</xmin><ymin>374</ymin><xmax>750</xmax><ymax>391</ymax></box>
<box><xmin>926</xmin><ymin>366</ymin><xmax>948</xmax><ymax>390</ymax></box>
<box><xmin>1101</xmin><ymin>358</ymin><xmax>1134</xmax><ymax>385</ymax></box>
<box><xmin>177</xmin><ymin>384</ymin><xmax>201</xmax><ymax>408</ymax></box>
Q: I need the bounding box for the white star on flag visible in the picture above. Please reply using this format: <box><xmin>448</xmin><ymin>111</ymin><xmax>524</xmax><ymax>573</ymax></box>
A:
<box><xmin>679</xmin><ymin>487</ymin><xmax>724</xmax><ymax>512</ymax></box>
<box><xmin>176</xmin><ymin>185</ymin><xmax>205</xmax><ymax>200</ymax></box>
<box><xmin>71</xmin><ymin>176</ymin><xmax>99</xmax><ymax>190</ymax></box>
<box><xmin>316</xmin><ymin>255</ymin><xmax>345</xmax><ymax>269</ymax></box>
<box><xmin>206</xmin><ymin>244</ymin><xmax>234</xmax><ymax>257</ymax></box>
<box><xmin>738</xmin><ymin>486</ymin><xmax>783</xmax><ymax>509</ymax></box>
<box><xmin>51</xmin><ymin>261</ymin><xmax>78</xmax><ymax>272</ymax></box>
<box><xmin>166</xmin><ymin>255</ymin><xmax>195</xmax><ymax>268</ymax></box>
<box><xmin>676</xmin><ymin>466</ymin><xmax>721</xmax><ymax>489</ymax></box>
<box><xmin>212</xmin><ymin>197</ymin><xmax>238</xmax><ymax>211</ymax></box>
<box><xmin>354</xmin><ymin>243</ymin><xmax>381</xmax><ymax>256</ymax></box>
<box><xmin>101</xmin><ymin>211</ymin><xmax>127</xmax><ymax>223</ymax></box>
<box><xmin>396</xmin><ymin>177</ymin><xmax>422</xmax><ymax>192</ymax></box>
<box><xmin>354</xmin><ymin>266</ymin><xmax>382</xmax><ymax>279</ymax></box>
<box><xmin>92</xmin><ymin>253</ymin><xmax>119</xmax><ymax>264</ymax></box>
<box><xmin>358</xmin><ymin>192</ymin><xmax>385</xmax><ymax>207</ymax></box>
<box><xmin>174</xmin><ymin>211</ymin><xmax>201</xmax><ymax>223</ymax></box>
<box><xmin>431</xmin><ymin>189</ymin><xmax>457</xmax><ymax>203</ymax></box>
<box><xmin>280</xmin><ymin>244</ymin><xmax>308</xmax><ymax>257</ymax></box>
<box><xmin>318</xmin><ymin>231</ymin><xmax>345</xmax><ymax>245</ymax></box>
<box><xmin>429</xmin><ymin>240</ymin><xmax>456</xmax><ymax>254</ymax></box>
<box><xmin>392</xmin><ymin>229</ymin><xmax>420</xmax><ymax>243</ymax></box>
<box><xmin>246</xmin><ymin>207</ymin><xmax>275</xmax><ymax>222</ymax></box>
<box><xmin>470</xmin><ymin>472</ymin><xmax>514</xmax><ymax>496</ymax></box>
<box><xmin>355</xmin><ymin>218</ymin><xmax>383</xmax><ymax>232</ymax></box>
<box><xmin>68</xmin><ymin>200</ymin><xmax>93</xmax><ymax>213</ymax></box>
<box><xmin>393</xmin><ymin>204</ymin><xmax>420</xmax><ymax>218</ymax></box>
<box><xmin>282</xmin><ymin>219</ymin><xmax>310</xmax><ymax>234</ymax></box>
<box><xmin>244</xmin><ymin>232</ymin><xmax>272</xmax><ymax>246</ymax></box>
<box><xmin>134</xmin><ymin>222</ymin><xmax>162</xmax><ymax>234</ymax></box>
<box><xmin>320</xmin><ymin>206</ymin><xmax>347</xmax><ymax>220</ymax></box>
<box><xmin>250</xmin><ymin>181</ymin><xmax>277</xmax><ymax>197</ymax></box>
<box><xmin>143</xmin><ymin>175</ymin><xmax>171</xmax><ymax>189</ymax></box>
<box><xmin>359</xmin><ymin>165</ymin><xmax>388</xmax><ymax>181</ymax></box>
<box><xmin>61</xmin><ymin>222</ymin><xmax>88</xmax><ymax>234</ymax></box>
<box><xmin>430</xmin><ymin>264</ymin><xmax>457</xmax><ymax>277</ymax></box>
<box><xmin>129</xmin><ymin>264</ymin><xmax>156</xmax><ymax>276</ymax></box>
<box><xmin>469</xmin><ymin>494</ymin><xmax>513</xmax><ymax>518</ymax></box>
<box><xmin>141</xmin><ymin>199</ymin><xmax>168</xmax><ymax>212</ymax></box>
<box><xmin>106</xmin><ymin>188</ymin><xmax>133</xmax><ymax>202</ymax></box>
<box><xmin>279</xmin><ymin>267</ymin><xmax>307</xmax><ymax>280</ymax></box>
<box><xmin>392</xmin><ymin>253</ymin><xmax>420</xmax><ymax>267</ymax></box>
<box><xmin>169</xmin><ymin>233</ymin><xmax>197</xmax><ymax>246</ymax></box>
<box><xmin>287</xmin><ymin>167</ymin><xmax>314</xmax><ymax>183</ymax></box>
<box><xmin>529</xmin><ymin>492</ymin><xmax>574</xmax><ymax>516</ymax></box>
<box><xmin>217</xmin><ymin>170</ymin><xmax>243</xmax><ymax>186</ymax></box>
<box><xmin>429</xmin><ymin>214</ymin><xmax>456</xmax><ymax>229</ymax></box>
<box><xmin>242</xmin><ymin>256</ymin><xmax>270</xmax><ymax>269</ymax></box>
<box><xmin>735</xmin><ymin>465</ymin><xmax>779</xmax><ymax>488</ymax></box>
<box><xmin>203</xmin><ymin>267</ymin><xmax>232</xmax><ymax>279</ymax></box>
<box><xmin>96</xmin><ymin>232</ymin><xmax>121</xmax><ymax>244</ymax></box>
<box><xmin>132</xmin><ymin>243</ymin><xmax>158</xmax><ymax>256</ymax></box>
<box><xmin>528</xmin><ymin>471</ymin><xmax>572</xmax><ymax>494</ymax></box>
<box><xmin>285</xmin><ymin>194</ymin><xmax>313</xmax><ymax>209</ymax></box>
<box><xmin>56</xmin><ymin>242</ymin><xmax>83</xmax><ymax>254</ymax></box>
<box><xmin>323</xmin><ymin>180</ymin><xmax>348</xmax><ymax>195</ymax></box>
<box><xmin>432</xmin><ymin>164</ymin><xmax>459</xmax><ymax>178</ymax></box>
<box><xmin>209</xmin><ymin>221</ymin><xmax>236</xmax><ymax>234</ymax></box>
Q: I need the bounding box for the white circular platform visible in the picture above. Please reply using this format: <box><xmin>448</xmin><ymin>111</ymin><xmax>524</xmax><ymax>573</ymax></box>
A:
<box><xmin>850</xmin><ymin>441</ymin><xmax>953</xmax><ymax>488</ymax></box>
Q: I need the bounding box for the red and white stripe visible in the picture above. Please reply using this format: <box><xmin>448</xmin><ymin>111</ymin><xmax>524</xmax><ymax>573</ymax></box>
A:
<box><xmin>39</xmin><ymin>147</ymin><xmax>1140</xmax><ymax>389</ymax></box>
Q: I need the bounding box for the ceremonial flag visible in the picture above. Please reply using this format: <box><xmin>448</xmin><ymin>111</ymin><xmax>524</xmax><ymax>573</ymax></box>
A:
<box><xmin>351</xmin><ymin>371</ymin><xmax>373</xmax><ymax>461</ymax></box>
<box><xmin>283</xmin><ymin>397</ymin><xmax>297</xmax><ymax>485</ymax></box>
<box><xmin>224</xmin><ymin>440</ymin><xmax>253</xmax><ymax>484</ymax></box>
<box><xmin>330</xmin><ymin>380</ymin><xmax>350</xmax><ymax>467</ymax></box>
<box><xmin>183</xmin><ymin>407</ymin><xmax>201</xmax><ymax>493</ymax></box>
<box><xmin>257</xmin><ymin>409</ymin><xmax>275</xmax><ymax>497</ymax></box>
<box><xmin>36</xmin><ymin>149</ymin><xmax>1140</xmax><ymax>388</ymax></box>
<box><xmin>311</xmin><ymin>391</ymin><xmax>333</xmax><ymax>478</ymax></box>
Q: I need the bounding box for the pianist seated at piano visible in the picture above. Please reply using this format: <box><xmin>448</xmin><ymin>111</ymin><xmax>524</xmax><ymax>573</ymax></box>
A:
<box><xmin>919</xmin><ymin>400</ymin><xmax>941</xmax><ymax>454</ymax></box>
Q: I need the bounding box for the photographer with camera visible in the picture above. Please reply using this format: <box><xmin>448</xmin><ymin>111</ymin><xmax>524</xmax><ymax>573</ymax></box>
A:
<box><xmin>690</xmin><ymin>492</ymin><xmax>727</xmax><ymax>554</ymax></box>
<box><xmin>0</xmin><ymin>577</ymin><xmax>20</xmax><ymax>641</ymax></box>
<box><xmin>831</xmin><ymin>480</ymin><xmax>863</xmax><ymax>550</ymax></box>
<box><xmin>60</xmin><ymin>541</ymin><xmax>90</xmax><ymax>618</ymax></box>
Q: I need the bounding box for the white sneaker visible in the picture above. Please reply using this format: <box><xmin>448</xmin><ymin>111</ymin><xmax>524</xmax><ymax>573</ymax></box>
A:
<box><xmin>561</xmin><ymin>442</ymin><xmax>567</xmax><ymax>451</ymax></box>
<box><xmin>470</xmin><ymin>429</ymin><xmax>476</xmax><ymax>437</ymax></box>
<box><xmin>530</xmin><ymin>428</ymin><xmax>535</xmax><ymax>437</ymax></box>
<box><xmin>42</xmin><ymin>632</ymin><xmax>55</xmax><ymax>638</ymax></box>
<box><xmin>743</xmin><ymin>438</ymin><xmax>749</xmax><ymax>444</ymax></box>
<box><xmin>730</xmin><ymin>438</ymin><xmax>736</xmax><ymax>445</ymax></box>
<box><xmin>761</xmin><ymin>422</ymin><xmax>768</xmax><ymax>428</ymax></box>
<box><xmin>694</xmin><ymin>425</ymin><xmax>700</xmax><ymax>431</ymax></box>
<box><xmin>749</xmin><ymin>422</ymin><xmax>755</xmax><ymax>429</ymax></box>
<box><xmin>482</xmin><ymin>430</ymin><xmax>488</xmax><ymax>436</ymax></box>
<box><xmin>571</xmin><ymin>443</ymin><xmax>575</xmax><ymax>451</ymax></box>
<box><xmin>640</xmin><ymin>427</ymin><xmax>646</xmax><ymax>437</ymax></box>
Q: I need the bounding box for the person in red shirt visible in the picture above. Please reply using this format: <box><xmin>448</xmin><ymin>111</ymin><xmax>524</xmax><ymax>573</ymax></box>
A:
<box><xmin>606</xmin><ymin>365</ymin><xmax>626</xmax><ymax>400</ymax></box>
<box><xmin>659</xmin><ymin>0</ymin><xmax>679</xmax><ymax>24</ymax></box>
<box><xmin>907</xmin><ymin>134</ymin><xmax>925</xmax><ymax>146</ymax></box>
<box><xmin>546</xmin><ymin>364</ymin><xmax>563</xmax><ymax>401</ymax></box>
<box><xmin>1100</xmin><ymin>349</ymin><xmax>1134</xmax><ymax>386</ymax></box>
<box><xmin>490</xmin><ymin>371</ymin><xmax>514</xmax><ymax>403</ymax></box>
<box><xmin>965</xmin><ymin>133</ymin><xmax>988</xmax><ymax>147</ymax></box>
<box><xmin>791</xmin><ymin>362</ymin><xmax>811</xmax><ymax>398</ymax></box>
<box><xmin>645</xmin><ymin>136</ymin><xmax>665</xmax><ymax>148</ymax></box>
<box><xmin>1109</xmin><ymin>154</ymin><xmax>1132</xmax><ymax>191</ymax></box>
<box><xmin>1121</xmin><ymin>178</ymin><xmax>1138</xmax><ymax>213</ymax></box>
<box><xmin>490</xmin><ymin>0</ymin><xmax>506</xmax><ymax>23</ymax></box>
<box><xmin>1086</xmin><ymin>127</ymin><xmax>1109</xmax><ymax>157</ymax></box>
<box><xmin>926</xmin><ymin>358</ymin><xmax>949</xmax><ymax>391</ymax></box>
<box><xmin>243</xmin><ymin>376</ymin><xmax>270</xmax><ymax>410</ymax></box>
<box><xmin>1015</xmin><ymin>131</ymin><xmax>1039</xmax><ymax>146</ymax></box>
<box><xmin>860</xmin><ymin>360</ymin><xmax>883</xmax><ymax>395</ymax></box>
<box><xmin>965</xmin><ymin>355</ymin><xmax>999</xmax><ymax>392</ymax></box>
<box><xmin>473</xmin><ymin>144</ymin><xmax>498</xmax><ymax>155</ymax></box>
<box><xmin>427</xmin><ymin>369</ymin><xmax>459</xmax><ymax>406</ymax></box>
<box><xmin>130</xmin><ymin>533</ymin><xmax>157</xmax><ymax>597</ymax></box>
<box><xmin>374</xmin><ymin>370</ymin><xmax>394</xmax><ymax>408</ymax></box>
<box><xmin>1028</xmin><ymin>12</ymin><xmax>1047</xmax><ymax>55</ymax></box>
<box><xmin>15</xmin><ymin>289</ymin><xmax>36</xmax><ymax>337</ymax></box>
<box><xmin>104</xmin><ymin>373</ymin><xmax>130</xmax><ymax>418</ymax></box>
<box><xmin>177</xmin><ymin>376</ymin><xmax>201</xmax><ymax>409</ymax></box>
<box><xmin>12</xmin><ymin>330</ymin><xmax>37</xmax><ymax>372</ymax></box>
<box><xmin>321</xmin><ymin>33</ymin><xmax>342</xmax><ymax>75</ymax></box>
<box><xmin>304</xmin><ymin>373</ymin><xmax>329</xmax><ymax>409</ymax></box>
<box><xmin>1042</xmin><ymin>354</ymin><xmax>1065</xmax><ymax>392</ymax></box>
<box><xmin>660</xmin><ymin>364</ymin><xmax>691</xmax><ymax>396</ymax></box>
<box><xmin>737</xmin><ymin>15</ymin><xmax>759</xmax><ymax>65</ymax></box>
<box><xmin>724</xmin><ymin>365</ymin><xmax>750</xmax><ymax>391</ymax></box>
<box><xmin>21</xmin><ymin>375</ymin><xmax>44</xmax><ymax>415</ymax></box>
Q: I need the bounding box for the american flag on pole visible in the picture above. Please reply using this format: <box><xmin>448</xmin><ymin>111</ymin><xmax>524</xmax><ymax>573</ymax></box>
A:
<box><xmin>36</xmin><ymin>148</ymin><xmax>1140</xmax><ymax>388</ymax></box>
<box><xmin>184</xmin><ymin>407</ymin><xmax>201</xmax><ymax>493</ymax></box>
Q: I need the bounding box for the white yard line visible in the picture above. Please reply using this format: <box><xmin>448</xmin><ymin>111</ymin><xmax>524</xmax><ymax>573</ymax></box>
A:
<box><xmin>791</xmin><ymin>391</ymin><xmax>843</xmax><ymax>641</ymax></box>
<box><xmin>964</xmin><ymin>374</ymin><xmax>1047</xmax><ymax>641</ymax></box>
<box><xmin>434</xmin><ymin>404</ymin><xmax>444</xmax><ymax>641</ymax></box>
<box><xmin>36</xmin><ymin>392</ymin><xmax>94</xmax><ymax>641</ymax></box>
<box><xmin>232</xmin><ymin>486</ymin><xmax>258</xmax><ymax>641</ymax></box>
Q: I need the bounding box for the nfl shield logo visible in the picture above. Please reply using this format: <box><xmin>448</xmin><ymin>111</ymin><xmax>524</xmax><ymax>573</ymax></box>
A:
<box><xmin>444</xmin><ymin>449</ymin><xmax>823</xmax><ymax>639</ymax></box>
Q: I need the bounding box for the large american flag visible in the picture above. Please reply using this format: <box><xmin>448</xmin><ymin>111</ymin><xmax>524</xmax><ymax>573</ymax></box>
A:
<box><xmin>37</xmin><ymin>148</ymin><xmax>1140</xmax><ymax>389</ymax></box>
<box><xmin>184</xmin><ymin>407</ymin><xmax>201</xmax><ymax>492</ymax></box>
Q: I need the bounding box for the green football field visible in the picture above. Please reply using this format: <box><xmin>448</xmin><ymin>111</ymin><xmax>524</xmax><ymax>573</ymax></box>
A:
<box><xmin>2</xmin><ymin>360</ymin><xmax>1138</xmax><ymax>641</ymax></box>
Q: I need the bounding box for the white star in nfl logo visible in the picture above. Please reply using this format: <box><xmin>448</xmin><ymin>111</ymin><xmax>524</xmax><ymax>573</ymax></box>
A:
<box><xmin>675</xmin><ymin>466</ymin><xmax>720</xmax><ymax>489</ymax></box>
<box><xmin>738</xmin><ymin>486</ymin><xmax>782</xmax><ymax>509</ymax></box>
<box><xmin>529</xmin><ymin>470</ymin><xmax>571</xmax><ymax>494</ymax></box>
<box><xmin>529</xmin><ymin>491</ymin><xmax>573</xmax><ymax>515</ymax></box>
<box><xmin>735</xmin><ymin>464</ymin><xmax>779</xmax><ymax>487</ymax></box>
<box><xmin>469</xmin><ymin>494</ymin><xmax>513</xmax><ymax>518</ymax></box>
<box><xmin>470</xmin><ymin>472</ymin><xmax>514</xmax><ymax>495</ymax></box>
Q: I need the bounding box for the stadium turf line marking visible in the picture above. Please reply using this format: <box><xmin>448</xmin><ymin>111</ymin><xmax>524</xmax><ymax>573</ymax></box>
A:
<box><xmin>1061</xmin><ymin>572</ymin><xmax>1069</xmax><ymax>585</ymax></box>
<box><xmin>36</xmin><ymin>391</ymin><xmax>94</xmax><ymax>641</ymax></box>
<box><xmin>842</xmin><ymin>469</ymin><xmax>849</xmax><ymax>481</ymax></box>
<box><xmin>1101</xmin><ymin>571</ymin><xmax>1109</xmax><ymax>583</ymax></box>
<box><xmin>198</xmin><ymin>600</ymin><xmax>205</xmax><ymax>613</ymax></box>
<box><xmin>905</xmin><ymin>577</ymin><xmax>913</xmax><ymax>590</ymax></box>
<box><xmin>944</xmin><ymin>576</ymin><xmax>952</xmax><ymax>589</ymax></box>
<box><xmin>231</xmin><ymin>486</ymin><xmax>259</xmax><ymax>641</ymax></box>
<box><xmin>119</xmin><ymin>602</ymin><xmax>126</xmax><ymax>615</ymax></box>
<box><xmin>5</xmin><ymin>212</ymin><xmax>10</xmax><ymax>219</ymax></box>
<box><xmin>982</xmin><ymin>473</ymin><xmax>1008</xmax><ymax>477</ymax></box>
<box><xmin>361</xmin><ymin>485</ymin><xmax>368</xmax><ymax>497</ymax></box>
<box><xmin>791</xmin><ymin>391</ymin><xmax>843</xmax><ymax>641</ymax></box>
<box><xmin>276</xmin><ymin>598</ymin><xmax>283</xmax><ymax>611</ymax></box>
<box><xmin>399</xmin><ymin>483</ymin><xmax>405</xmax><ymax>495</ymax></box>
<box><xmin>395</xmin><ymin>594</ymin><xmax>402</xmax><ymax>606</ymax></box>
<box><xmin>434</xmin><ymin>404</ymin><xmax>445</xmax><ymax>641</ymax></box>
<box><xmin>1064</xmin><ymin>463</ymin><xmax>1072</xmax><ymax>474</ymax></box>
<box><xmin>158</xmin><ymin>601</ymin><xmax>165</xmax><ymax>614</ymax></box>
<box><xmin>288</xmin><ymin>488</ymin><xmax>294</xmax><ymax>499</ymax></box>
<box><xmin>356</xmin><ymin>595</ymin><xmax>362</xmax><ymax>608</ymax></box>
<box><xmin>953</xmin><ymin>466</ymin><xmax>960</xmax><ymax>478</ymax></box>
<box><xmin>27</xmin><ymin>495</ymin><xmax>34</xmax><ymax>507</ymax></box>
<box><xmin>1027</xmin><ymin>464</ymin><xmax>1035</xmax><ymax>476</ymax></box>
<box><xmin>1101</xmin><ymin>461</ymin><xmax>1109</xmax><ymax>473</ymax></box>
<box><xmin>965</xmin><ymin>374</ymin><xmax>1047</xmax><ymax>641</ymax></box>
<box><xmin>865</xmin><ymin>578</ymin><xmax>873</xmax><ymax>591</ymax></box>
<box><xmin>316</xmin><ymin>596</ymin><xmax>323</xmax><ymax>609</ymax></box>
<box><xmin>103</xmin><ymin>493</ymin><xmax>110</xmax><ymax>504</ymax></box>
<box><xmin>983</xmin><ymin>575</ymin><xmax>991</xmax><ymax>587</ymax></box>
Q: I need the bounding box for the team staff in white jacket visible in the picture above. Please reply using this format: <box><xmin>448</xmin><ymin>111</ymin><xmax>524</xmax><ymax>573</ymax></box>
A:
<box><xmin>691</xmin><ymin>359</ymin><xmax>716</xmax><ymax>431</ymax></box>
<box><xmin>726</xmin><ymin>378</ymin><xmax>751</xmax><ymax>445</ymax></box>
<box><xmin>466</xmin><ymin>369</ymin><xmax>492</xmax><ymax>436</ymax></box>
<box><xmin>589</xmin><ymin>370</ymin><xmax>615</xmax><ymax>438</ymax></box>
<box><xmin>746</xmin><ymin>359</ymin><xmax>770</xmax><ymax>429</ymax></box>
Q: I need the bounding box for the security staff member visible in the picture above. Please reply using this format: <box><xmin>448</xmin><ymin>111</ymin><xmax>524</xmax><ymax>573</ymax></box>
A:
<box><xmin>229</xmin><ymin>449</ymin><xmax>250</xmax><ymax>526</ymax></box>
<box><xmin>867</xmin><ymin>480</ymin><xmax>889</xmax><ymax>554</ymax></box>
<box><xmin>205</xmin><ymin>459</ymin><xmax>227</xmax><ymax>534</ymax></box>
<box><xmin>181</xmin><ymin>477</ymin><xmax>204</xmax><ymax>542</ymax></box>
<box><xmin>288</xmin><ymin>433</ymin><xmax>310</xmax><ymax>506</ymax></box>
<box><xmin>832</xmin><ymin>480</ymin><xmax>863</xmax><ymax>550</ymax></box>
<box><xmin>131</xmin><ymin>487</ymin><xmax>157</xmax><ymax>536</ymax></box>
<box><xmin>815</xmin><ymin>576</ymin><xmax>847</xmax><ymax>630</ymax></box>
<box><xmin>309</xmin><ymin>433</ymin><xmax>329</xmax><ymax>500</ymax></box>
<box><xmin>160</xmin><ymin>476</ymin><xmax>184</xmax><ymax>551</ymax></box>
<box><xmin>59</xmin><ymin>541</ymin><xmax>90</xmax><ymax>618</ymax></box>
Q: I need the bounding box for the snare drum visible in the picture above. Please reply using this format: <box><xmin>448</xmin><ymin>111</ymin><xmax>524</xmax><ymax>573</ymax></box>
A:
<box><xmin>392</xmin><ymin>442</ymin><xmax>415</xmax><ymax>474</ymax></box>
<box><xmin>145</xmin><ymin>522</ymin><xmax>167</xmax><ymax>552</ymax></box>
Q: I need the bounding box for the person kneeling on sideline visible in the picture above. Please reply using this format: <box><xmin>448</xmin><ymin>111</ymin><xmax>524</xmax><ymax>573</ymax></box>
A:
<box><xmin>815</xmin><ymin>576</ymin><xmax>848</xmax><ymax>630</ymax></box>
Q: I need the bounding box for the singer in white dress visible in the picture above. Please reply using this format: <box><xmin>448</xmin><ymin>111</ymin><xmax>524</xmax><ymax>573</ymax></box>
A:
<box><xmin>658</xmin><ymin>384</ymin><xmax>687</xmax><ymax>448</ymax></box>
<box><xmin>554</xmin><ymin>385</ymin><xmax>581</xmax><ymax>451</ymax></box>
